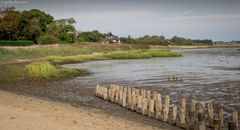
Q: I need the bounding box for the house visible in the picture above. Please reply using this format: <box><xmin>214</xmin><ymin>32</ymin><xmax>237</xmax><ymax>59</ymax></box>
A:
<box><xmin>108</xmin><ymin>35</ymin><xmax>121</xmax><ymax>44</ymax></box>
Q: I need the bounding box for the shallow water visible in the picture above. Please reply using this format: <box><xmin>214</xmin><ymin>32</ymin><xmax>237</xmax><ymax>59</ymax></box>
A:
<box><xmin>62</xmin><ymin>48</ymin><xmax>240</xmax><ymax>111</ymax></box>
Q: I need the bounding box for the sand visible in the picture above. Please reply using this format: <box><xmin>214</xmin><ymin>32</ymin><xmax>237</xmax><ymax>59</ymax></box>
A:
<box><xmin>0</xmin><ymin>90</ymin><xmax>163</xmax><ymax>130</ymax></box>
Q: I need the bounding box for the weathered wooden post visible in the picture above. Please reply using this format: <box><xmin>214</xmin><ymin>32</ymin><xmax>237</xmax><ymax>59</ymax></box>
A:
<box><xmin>207</xmin><ymin>103</ymin><xmax>214</xmax><ymax>128</ymax></box>
<box><xmin>153</xmin><ymin>91</ymin><xmax>157</xmax><ymax>100</ymax></box>
<box><xmin>142</xmin><ymin>98</ymin><xmax>148</xmax><ymax>116</ymax></box>
<box><xmin>213</xmin><ymin>118</ymin><xmax>220</xmax><ymax>130</ymax></box>
<box><xmin>127</xmin><ymin>87</ymin><xmax>132</xmax><ymax>109</ymax></box>
<box><xmin>189</xmin><ymin>99</ymin><xmax>196</xmax><ymax>130</ymax></box>
<box><xmin>110</xmin><ymin>85</ymin><xmax>115</xmax><ymax>102</ymax></box>
<box><xmin>135</xmin><ymin>89</ymin><xmax>140</xmax><ymax>96</ymax></box>
<box><xmin>122</xmin><ymin>87</ymin><xmax>128</xmax><ymax>108</ymax></box>
<box><xmin>172</xmin><ymin>105</ymin><xmax>178</xmax><ymax>125</ymax></box>
<box><xmin>137</xmin><ymin>96</ymin><xmax>142</xmax><ymax>113</ymax></box>
<box><xmin>155</xmin><ymin>93</ymin><xmax>162</xmax><ymax>120</ymax></box>
<box><xmin>99</xmin><ymin>86</ymin><xmax>102</xmax><ymax>98</ymax></box>
<box><xmin>148</xmin><ymin>99</ymin><xmax>155</xmax><ymax>118</ymax></box>
<box><xmin>114</xmin><ymin>85</ymin><xmax>120</xmax><ymax>104</ymax></box>
<box><xmin>119</xmin><ymin>86</ymin><xmax>123</xmax><ymax>105</ymax></box>
<box><xmin>228</xmin><ymin>121</ymin><xmax>237</xmax><ymax>130</ymax></box>
<box><xmin>163</xmin><ymin>95</ymin><xmax>170</xmax><ymax>122</ymax></box>
<box><xmin>198</xmin><ymin>102</ymin><xmax>206</xmax><ymax>130</ymax></box>
<box><xmin>147</xmin><ymin>91</ymin><xmax>151</xmax><ymax>103</ymax></box>
<box><xmin>228</xmin><ymin>110</ymin><xmax>238</xmax><ymax>130</ymax></box>
<box><xmin>103</xmin><ymin>87</ymin><xmax>108</xmax><ymax>100</ymax></box>
<box><xmin>131</xmin><ymin>89</ymin><xmax>136</xmax><ymax>111</ymax></box>
<box><xmin>219</xmin><ymin>106</ymin><xmax>224</xmax><ymax>130</ymax></box>
<box><xmin>108</xmin><ymin>86</ymin><xmax>113</xmax><ymax>101</ymax></box>
<box><xmin>95</xmin><ymin>84</ymin><xmax>100</xmax><ymax>96</ymax></box>
<box><xmin>141</xmin><ymin>89</ymin><xmax>146</xmax><ymax>98</ymax></box>
<box><xmin>179</xmin><ymin>97</ymin><xmax>186</xmax><ymax>128</ymax></box>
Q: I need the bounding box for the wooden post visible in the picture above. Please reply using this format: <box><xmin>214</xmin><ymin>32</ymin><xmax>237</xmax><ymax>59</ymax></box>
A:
<box><xmin>153</xmin><ymin>91</ymin><xmax>157</xmax><ymax>101</ymax></box>
<box><xmin>142</xmin><ymin>98</ymin><xmax>148</xmax><ymax>116</ymax></box>
<box><xmin>207</xmin><ymin>103</ymin><xmax>214</xmax><ymax>128</ymax></box>
<box><xmin>148</xmin><ymin>99</ymin><xmax>155</xmax><ymax>118</ymax></box>
<box><xmin>172</xmin><ymin>105</ymin><xmax>178</xmax><ymax>125</ymax></box>
<box><xmin>179</xmin><ymin>97</ymin><xmax>186</xmax><ymax>128</ymax></box>
<box><xmin>114</xmin><ymin>85</ymin><xmax>120</xmax><ymax>104</ymax></box>
<box><xmin>137</xmin><ymin>96</ymin><xmax>142</xmax><ymax>113</ymax></box>
<box><xmin>110</xmin><ymin>85</ymin><xmax>115</xmax><ymax>102</ymax></box>
<box><xmin>99</xmin><ymin>86</ymin><xmax>102</xmax><ymax>98</ymax></box>
<box><xmin>141</xmin><ymin>89</ymin><xmax>146</xmax><ymax>98</ymax></box>
<box><xmin>108</xmin><ymin>86</ymin><xmax>112</xmax><ymax>101</ymax></box>
<box><xmin>198</xmin><ymin>102</ymin><xmax>206</xmax><ymax>130</ymax></box>
<box><xmin>122</xmin><ymin>87</ymin><xmax>128</xmax><ymax>108</ymax></box>
<box><xmin>228</xmin><ymin>121</ymin><xmax>237</xmax><ymax>130</ymax></box>
<box><xmin>230</xmin><ymin>111</ymin><xmax>238</xmax><ymax>130</ymax></box>
<box><xmin>103</xmin><ymin>87</ymin><xmax>108</xmax><ymax>100</ymax></box>
<box><xmin>163</xmin><ymin>95</ymin><xmax>170</xmax><ymax>122</ymax></box>
<box><xmin>189</xmin><ymin>99</ymin><xmax>196</xmax><ymax>130</ymax></box>
<box><xmin>127</xmin><ymin>87</ymin><xmax>132</xmax><ymax>109</ymax></box>
<box><xmin>131</xmin><ymin>90</ymin><xmax>136</xmax><ymax>111</ymax></box>
<box><xmin>219</xmin><ymin>106</ymin><xmax>224</xmax><ymax>130</ymax></box>
<box><xmin>147</xmin><ymin>91</ymin><xmax>151</xmax><ymax>103</ymax></box>
<box><xmin>96</xmin><ymin>84</ymin><xmax>100</xmax><ymax>96</ymax></box>
<box><xmin>155</xmin><ymin>93</ymin><xmax>162</xmax><ymax>120</ymax></box>
<box><xmin>135</xmin><ymin>89</ymin><xmax>140</xmax><ymax>96</ymax></box>
<box><xmin>213</xmin><ymin>118</ymin><xmax>220</xmax><ymax>130</ymax></box>
<box><xmin>119</xmin><ymin>86</ymin><xmax>123</xmax><ymax>105</ymax></box>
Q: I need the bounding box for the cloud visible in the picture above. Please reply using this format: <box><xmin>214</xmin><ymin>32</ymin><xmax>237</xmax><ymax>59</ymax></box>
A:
<box><xmin>172</xmin><ymin>13</ymin><xmax>240</xmax><ymax>21</ymax></box>
<box><xmin>52</xmin><ymin>10</ymin><xmax>157</xmax><ymax>21</ymax></box>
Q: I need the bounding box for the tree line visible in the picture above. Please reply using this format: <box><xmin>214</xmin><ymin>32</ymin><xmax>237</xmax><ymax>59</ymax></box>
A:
<box><xmin>0</xmin><ymin>7</ymin><xmax>213</xmax><ymax>45</ymax></box>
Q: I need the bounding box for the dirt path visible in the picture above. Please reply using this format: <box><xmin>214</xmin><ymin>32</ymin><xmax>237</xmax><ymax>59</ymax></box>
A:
<box><xmin>0</xmin><ymin>90</ymin><xmax>167</xmax><ymax>130</ymax></box>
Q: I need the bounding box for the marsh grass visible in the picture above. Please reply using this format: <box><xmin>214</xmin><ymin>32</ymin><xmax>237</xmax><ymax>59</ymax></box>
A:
<box><xmin>47</xmin><ymin>49</ymin><xmax>182</xmax><ymax>64</ymax></box>
<box><xmin>0</xmin><ymin>44</ymin><xmax>142</xmax><ymax>61</ymax></box>
<box><xmin>26</xmin><ymin>62</ymin><xmax>78</xmax><ymax>78</ymax></box>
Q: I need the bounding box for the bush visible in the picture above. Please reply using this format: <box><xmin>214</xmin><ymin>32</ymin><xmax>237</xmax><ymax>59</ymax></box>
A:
<box><xmin>0</xmin><ymin>40</ymin><xmax>35</xmax><ymax>46</ymax></box>
<box><xmin>39</xmin><ymin>35</ymin><xmax>59</xmax><ymax>45</ymax></box>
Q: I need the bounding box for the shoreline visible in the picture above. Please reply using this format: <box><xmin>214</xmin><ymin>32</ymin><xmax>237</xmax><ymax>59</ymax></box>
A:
<box><xmin>0</xmin><ymin>90</ymin><xmax>175</xmax><ymax>130</ymax></box>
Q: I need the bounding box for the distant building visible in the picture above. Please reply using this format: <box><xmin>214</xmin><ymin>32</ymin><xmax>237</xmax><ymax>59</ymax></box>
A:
<box><xmin>108</xmin><ymin>35</ymin><xmax>121</xmax><ymax>44</ymax></box>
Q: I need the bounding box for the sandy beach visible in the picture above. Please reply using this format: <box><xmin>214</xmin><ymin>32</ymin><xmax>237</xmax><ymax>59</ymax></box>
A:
<box><xmin>0</xmin><ymin>90</ymin><xmax>166</xmax><ymax>130</ymax></box>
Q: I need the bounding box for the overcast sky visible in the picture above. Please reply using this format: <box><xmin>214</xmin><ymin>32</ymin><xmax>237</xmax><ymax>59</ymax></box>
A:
<box><xmin>1</xmin><ymin>0</ymin><xmax>240</xmax><ymax>41</ymax></box>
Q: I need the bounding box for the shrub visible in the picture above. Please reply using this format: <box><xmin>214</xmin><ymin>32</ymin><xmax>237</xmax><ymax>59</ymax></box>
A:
<box><xmin>39</xmin><ymin>35</ymin><xmax>59</xmax><ymax>45</ymax></box>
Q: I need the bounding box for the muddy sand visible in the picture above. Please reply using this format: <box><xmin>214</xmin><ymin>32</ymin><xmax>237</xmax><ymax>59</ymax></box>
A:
<box><xmin>0</xmin><ymin>90</ymin><xmax>176</xmax><ymax>130</ymax></box>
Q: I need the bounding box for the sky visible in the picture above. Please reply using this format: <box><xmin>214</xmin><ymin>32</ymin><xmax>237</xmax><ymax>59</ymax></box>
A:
<box><xmin>1</xmin><ymin>0</ymin><xmax>240</xmax><ymax>41</ymax></box>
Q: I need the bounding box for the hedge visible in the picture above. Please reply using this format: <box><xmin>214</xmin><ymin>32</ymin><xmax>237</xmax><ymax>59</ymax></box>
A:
<box><xmin>0</xmin><ymin>40</ymin><xmax>35</xmax><ymax>46</ymax></box>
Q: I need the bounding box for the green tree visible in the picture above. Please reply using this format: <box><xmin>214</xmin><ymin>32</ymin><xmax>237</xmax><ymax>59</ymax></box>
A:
<box><xmin>77</xmin><ymin>30</ymin><xmax>106</xmax><ymax>43</ymax></box>
<box><xmin>0</xmin><ymin>7</ymin><xmax>22</xmax><ymax>40</ymax></box>
<box><xmin>19</xmin><ymin>9</ymin><xmax>53</xmax><ymax>42</ymax></box>
<box><xmin>45</xmin><ymin>18</ymin><xmax>76</xmax><ymax>43</ymax></box>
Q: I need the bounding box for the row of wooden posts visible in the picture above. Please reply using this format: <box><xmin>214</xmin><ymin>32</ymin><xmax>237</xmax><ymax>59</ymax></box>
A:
<box><xmin>95</xmin><ymin>84</ymin><xmax>239</xmax><ymax>130</ymax></box>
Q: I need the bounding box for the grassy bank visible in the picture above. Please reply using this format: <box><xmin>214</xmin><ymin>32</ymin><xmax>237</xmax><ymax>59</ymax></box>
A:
<box><xmin>0</xmin><ymin>44</ymin><xmax>149</xmax><ymax>61</ymax></box>
<box><xmin>26</xmin><ymin>62</ymin><xmax>79</xmax><ymax>78</ymax></box>
<box><xmin>47</xmin><ymin>49</ymin><xmax>182</xmax><ymax>64</ymax></box>
<box><xmin>0</xmin><ymin>44</ymin><xmax>181</xmax><ymax>79</ymax></box>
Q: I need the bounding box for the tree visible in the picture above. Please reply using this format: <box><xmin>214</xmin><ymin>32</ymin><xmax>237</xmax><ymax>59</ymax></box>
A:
<box><xmin>27</xmin><ymin>18</ymin><xmax>41</xmax><ymax>43</ymax></box>
<box><xmin>19</xmin><ymin>9</ymin><xmax>53</xmax><ymax>42</ymax></box>
<box><xmin>0</xmin><ymin>7</ymin><xmax>22</xmax><ymax>40</ymax></box>
<box><xmin>45</xmin><ymin>18</ymin><xmax>76</xmax><ymax>43</ymax></box>
<box><xmin>77</xmin><ymin>30</ymin><xmax>106</xmax><ymax>43</ymax></box>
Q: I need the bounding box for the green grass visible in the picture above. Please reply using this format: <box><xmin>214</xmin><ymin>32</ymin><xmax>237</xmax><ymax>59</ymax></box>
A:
<box><xmin>26</xmin><ymin>62</ymin><xmax>78</xmax><ymax>78</ymax></box>
<box><xmin>46</xmin><ymin>49</ymin><xmax>182</xmax><ymax>64</ymax></box>
<box><xmin>0</xmin><ymin>44</ymin><xmax>145</xmax><ymax>61</ymax></box>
